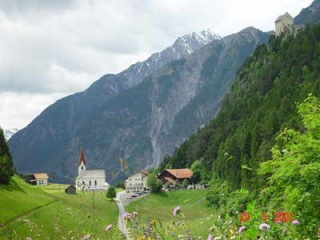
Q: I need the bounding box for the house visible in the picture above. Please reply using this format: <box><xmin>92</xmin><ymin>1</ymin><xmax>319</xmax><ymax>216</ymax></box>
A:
<box><xmin>125</xmin><ymin>170</ymin><xmax>149</xmax><ymax>193</ymax></box>
<box><xmin>65</xmin><ymin>185</ymin><xmax>76</xmax><ymax>194</ymax></box>
<box><xmin>75</xmin><ymin>149</ymin><xmax>107</xmax><ymax>191</ymax></box>
<box><xmin>158</xmin><ymin>169</ymin><xmax>193</xmax><ymax>186</ymax></box>
<box><xmin>33</xmin><ymin>173</ymin><xmax>49</xmax><ymax>186</ymax></box>
<box><xmin>275</xmin><ymin>12</ymin><xmax>294</xmax><ymax>36</ymax></box>
<box><xmin>24</xmin><ymin>174</ymin><xmax>37</xmax><ymax>185</ymax></box>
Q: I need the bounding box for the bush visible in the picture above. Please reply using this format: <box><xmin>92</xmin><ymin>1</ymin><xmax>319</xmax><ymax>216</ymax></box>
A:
<box><xmin>106</xmin><ymin>186</ymin><xmax>116</xmax><ymax>200</ymax></box>
<box><xmin>147</xmin><ymin>173</ymin><xmax>163</xmax><ymax>193</ymax></box>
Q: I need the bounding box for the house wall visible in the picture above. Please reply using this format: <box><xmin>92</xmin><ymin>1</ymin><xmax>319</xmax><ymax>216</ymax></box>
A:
<box><xmin>36</xmin><ymin>178</ymin><xmax>48</xmax><ymax>186</ymax></box>
<box><xmin>275</xmin><ymin>14</ymin><xmax>294</xmax><ymax>36</ymax></box>
<box><xmin>76</xmin><ymin>176</ymin><xmax>105</xmax><ymax>190</ymax></box>
<box><xmin>126</xmin><ymin>172</ymin><xmax>148</xmax><ymax>193</ymax></box>
<box><xmin>158</xmin><ymin>171</ymin><xmax>177</xmax><ymax>183</ymax></box>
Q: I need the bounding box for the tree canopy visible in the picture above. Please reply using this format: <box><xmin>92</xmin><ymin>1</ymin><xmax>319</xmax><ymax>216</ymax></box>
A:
<box><xmin>0</xmin><ymin>128</ymin><xmax>14</xmax><ymax>184</ymax></box>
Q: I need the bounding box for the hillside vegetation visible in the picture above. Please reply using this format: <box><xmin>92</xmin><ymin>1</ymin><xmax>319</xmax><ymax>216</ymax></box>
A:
<box><xmin>0</xmin><ymin>177</ymin><xmax>121</xmax><ymax>239</ymax></box>
<box><xmin>160</xmin><ymin>24</ymin><xmax>320</xmax><ymax>238</ymax></box>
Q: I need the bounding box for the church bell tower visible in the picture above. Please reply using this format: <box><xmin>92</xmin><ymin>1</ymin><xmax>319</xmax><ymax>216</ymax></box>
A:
<box><xmin>78</xmin><ymin>148</ymin><xmax>86</xmax><ymax>175</ymax></box>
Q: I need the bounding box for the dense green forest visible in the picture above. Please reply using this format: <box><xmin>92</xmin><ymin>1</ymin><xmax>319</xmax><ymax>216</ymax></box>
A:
<box><xmin>160</xmin><ymin>24</ymin><xmax>320</xmax><ymax>238</ymax></box>
<box><xmin>0</xmin><ymin>128</ymin><xmax>14</xmax><ymax>184</ymax></box>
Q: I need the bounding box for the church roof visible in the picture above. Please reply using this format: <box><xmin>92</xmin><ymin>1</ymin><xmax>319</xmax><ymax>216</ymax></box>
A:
<box><xmin>78</xmin><ymin>169</ymin><xmax>106</xmax><ymax>179</ymax></box>
<box><xmin>78</xmin><ymin>148</ymin><xmax>86</xmax><ymax>165</ymax></box>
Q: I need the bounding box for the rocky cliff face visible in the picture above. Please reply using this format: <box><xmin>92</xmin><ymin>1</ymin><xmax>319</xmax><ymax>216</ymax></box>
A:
<box><xmin>9</xmin><ymin>28</ymin><xmax>269</xmax><ymax>183</ymax></box>
<box><xmin>295</xmin><ymin>0</ymin><xmax>320</xmax><ymax>25</ymax></box>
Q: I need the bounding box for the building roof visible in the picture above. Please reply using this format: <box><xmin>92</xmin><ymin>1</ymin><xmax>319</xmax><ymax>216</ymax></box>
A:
<box><xmin>33</xmin><ymin>173</ymin><xmax>49</xmax><ymax>179</ymax></box>
<box><xmin>275</xmin><ymin>12</ymin><xmax>293</xmax><ymax>23</ymax></box>
<box><xmin>78</xmin><ymin>148</ymin><xmax>86</xmax><ymax>165</ymax></box>
<box><xmin>126</xmin><ymin>171</ymin><xmax>149</xmax><ymax>180</ymax></box>
<box><xmin>166</xmin><ymin>169</ymin><xmax>193</xmax><ymax>179</ymax></box>
<box><xmin>78</xmin><ymin>170</ymin><xmax>105</xmax><ymax>179</ymax></box>
<box><xmin>65</xmin><ymin>185</ymin><xmax>76</xmax><ymax>190</ymax></box>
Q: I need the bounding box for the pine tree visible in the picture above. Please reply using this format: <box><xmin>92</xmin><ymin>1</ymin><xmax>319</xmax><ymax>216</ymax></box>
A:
<box><xmin>0</xmin><ymin>128</ymin><xmax>14</xmax><ymax>184</ymax></box>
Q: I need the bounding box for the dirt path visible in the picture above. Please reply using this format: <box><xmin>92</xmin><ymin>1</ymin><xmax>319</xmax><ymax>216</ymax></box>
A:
<box><xmin>116</xmin><ymin>191</ymin><xmax>132</xmax><ymax>240</ymax></box>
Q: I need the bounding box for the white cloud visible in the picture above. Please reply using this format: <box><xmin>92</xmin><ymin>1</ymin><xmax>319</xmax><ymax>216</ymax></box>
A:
<box><xmin>0</xmin><ymin>92</ymin><xmax>66</xmax><ymax>130</ymax></box>
<box><xmin>0</xmin><ymin>0</ymin><xmax>314</xmax><ymax>130</ymax></box>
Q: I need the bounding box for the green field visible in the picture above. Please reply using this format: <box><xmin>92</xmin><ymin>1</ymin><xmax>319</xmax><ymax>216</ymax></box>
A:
<box><xmin>126</xmin><ymin>190</ymin><xmax>226</xmax><ymax>239</ymax></box>
<box><xmin>0</xmin><ymin>176</ymin><xmax>121</xmax><ymax>239</ymax></box>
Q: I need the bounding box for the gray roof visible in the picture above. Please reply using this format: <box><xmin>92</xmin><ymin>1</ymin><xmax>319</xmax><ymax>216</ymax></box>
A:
<box><xmin>78</xmin><ymin>170</ymin><xmax>105</xmax><ymax>178</ymax></box>
<box><xmin>275</xmin><ymin>12</ymin><xmax>292</xmax><ymax>23</ymax></box>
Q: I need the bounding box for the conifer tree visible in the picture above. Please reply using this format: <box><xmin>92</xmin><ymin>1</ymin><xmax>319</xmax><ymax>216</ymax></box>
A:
<box><xmin>0</xmin><ymin>128</ymin><xmax>14</xmax><ymax>184</ymax></box>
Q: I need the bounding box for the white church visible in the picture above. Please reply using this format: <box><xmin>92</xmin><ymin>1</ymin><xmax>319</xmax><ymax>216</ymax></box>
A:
<box><xmin>75</xmin><ymin>149</ymin><xmax>108</xmax><ymax>191</ymax></box>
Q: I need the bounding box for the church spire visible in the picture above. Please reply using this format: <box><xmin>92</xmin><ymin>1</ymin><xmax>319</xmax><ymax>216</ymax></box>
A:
<box><xmin>78</xmin><ymin>148</ymin><xmax>86</xmax><ymax>166</ymax></box>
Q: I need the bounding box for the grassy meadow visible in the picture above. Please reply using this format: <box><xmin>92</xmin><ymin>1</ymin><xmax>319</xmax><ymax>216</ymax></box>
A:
<box><xmin>126</xmin><ymin>190</ymin><xmax>226</xmax><ymax>239</ymax></box>
<box><xmin>0</xmin><ymin>176</ymin><xmax>121</xmax><ymax>239</ymax></box>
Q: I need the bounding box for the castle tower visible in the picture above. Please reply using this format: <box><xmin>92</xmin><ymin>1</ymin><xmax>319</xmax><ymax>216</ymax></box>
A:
<box><xmin>78</xmin><ymin>148</ymin><xmax>86</xmax><ymax>175</ymax></box>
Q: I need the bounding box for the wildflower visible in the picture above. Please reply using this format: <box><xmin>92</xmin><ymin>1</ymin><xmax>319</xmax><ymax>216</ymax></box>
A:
<box><xmin>133</xmin><ymin>211</ymin><xmax>138</xmax><ymax>216</ymax></box>
<box><xmin>80</xmin><ymin>234</ymin><xmax>91</xmax><ymax>240</ymax></box>
<box><xmin>173</xmin><ymin>206</ymin><xmax>181</xmax><ymax>216</ymax></box>
<box><xmin>207</xmin><ymin>234</ymin><xmax>214</xmax><ymax>240</ymax></box>
<box><xmin>122</xmin><ymin>212</ymin><xmax>129</xmax><ymax>220</ymax></box>
<box><xmin>292</xmin><ymin>220</ymin><xmax>300</xmax><ymax>225</ymax></box>
<box><xmin>238</xmin><ymin>226</ymin><xmax>247</xmax><ymax>234</ymax></box>
<box><xmin>123</xmin><ymin>212</ymin><xmax>133</xmax><ymax>221</ymax></box>
<box><xmin>105</xmin><ymin>224</ymin><xmax>112</xmax><ymax>231</ymax></box>
<box><xmin>259</xmin><ymin>223</ymin><xmax>270</xmax><ymax>231</ymax></box>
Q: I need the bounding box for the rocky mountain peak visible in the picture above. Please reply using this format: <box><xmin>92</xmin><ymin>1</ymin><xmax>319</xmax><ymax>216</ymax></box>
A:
<box><xmin>173</xmin><ymin>29</ymin><xmax>221</xmax><ymax>53</ymax></box>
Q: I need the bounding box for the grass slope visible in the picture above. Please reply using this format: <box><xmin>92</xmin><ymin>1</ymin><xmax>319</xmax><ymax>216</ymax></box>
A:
<box><xmin>0</xmin><ymin>176</ymin><xmax>56</xmax><ymax>224</ymax></box>
<box><xmin>0</xmin><ymin>176</ymin><xmax>121</xmax><ymax>239</ymax></box>
<box><xmin>126</xmin><ymin>190</ymin><xmax>219</xmax><ymax>239</ymax></box>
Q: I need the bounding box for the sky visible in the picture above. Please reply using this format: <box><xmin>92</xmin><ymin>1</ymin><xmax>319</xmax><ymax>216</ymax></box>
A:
<box><xmin>0</xmin><ymin>0</ymin><xmax>314</xmax><ymax>131</ymax></box>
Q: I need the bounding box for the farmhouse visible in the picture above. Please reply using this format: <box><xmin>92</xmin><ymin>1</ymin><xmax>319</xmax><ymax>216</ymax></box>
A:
<box><xmin>158</xmin><ymin>169</ymin><xmax>193</xmax><ymax>186</ymax></box>
<box><xmin>33</xmin><ymin>173</ymin><xmax>49</xmax><ymax>186</ymax></box>
<box><xmin>24</xmin><ymin>173</ymin><xmax>49</xmax><ymax>186</ymax></box>
<box><xmin>75</xmin><ymin>149</ymin><xmax>107</xmax><ymax>191</ymax></box>
<box><xmin>125</xmin><ymin>170</ymin><xmax>149</xmax><ymax>193</ymax></box>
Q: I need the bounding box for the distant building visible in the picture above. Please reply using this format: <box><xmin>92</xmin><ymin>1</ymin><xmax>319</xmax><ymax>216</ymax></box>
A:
<box><xmin>33</xmin><ymin>173</ymin><xmax>49</xmax><ymax>186</ymax></box>
<box><xmin>75</xmin><ymin>149</ymin><xmax>107</xmax><ymax>191</ymax></box>
<box><xmin>24</xmin><ymin>173</ymin><xmax>48</xmax><ymax>186</ymax></box>
<box><xmin>158</xmin><ymin>169</ymin><xmax>193</xmax><ymax>186</ymax></box>
<box><xmin>65</xmin><ymin>185</ymin><xmax>76</xmax><ymax>194</ymax></box>
<box><xmin>275</xmin><ymin>12</ymin><xmax>304</xmax><ymax>37</ymax></box>
<box><xmin>275</xmin><ymin>12</ymin><xmax>294</xmax><ymax>36</ymax></box>
<box><xmin>125</xmin><ymin>171</ymin><xmax>149</xmax><ymax>193</ymax></box>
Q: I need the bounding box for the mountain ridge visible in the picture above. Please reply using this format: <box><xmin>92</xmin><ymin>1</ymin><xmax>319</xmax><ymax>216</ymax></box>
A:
<box><xmin>9</xmin><ymin>26</ymin><xmax>269</xmax><ymax>183</ymax></box>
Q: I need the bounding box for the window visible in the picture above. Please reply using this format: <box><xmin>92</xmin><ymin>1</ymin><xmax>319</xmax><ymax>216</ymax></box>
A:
<box><xmin>89</xmin><ymin>180</ymin><xmax>91</xmax><ymax>186</ymax></box>
<box><xmin>95</xmin><ymin>180</ymin><xmax>97</xmax><ymax>186</ymax></box>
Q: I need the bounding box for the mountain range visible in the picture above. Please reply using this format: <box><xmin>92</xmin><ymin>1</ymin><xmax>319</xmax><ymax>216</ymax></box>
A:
<box><xmin>8</xmin><ymin>1</ymin><xmax>319</xmax><ymax>183</ymax></box>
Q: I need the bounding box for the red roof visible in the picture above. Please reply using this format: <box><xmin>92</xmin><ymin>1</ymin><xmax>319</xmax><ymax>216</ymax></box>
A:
<box><xmin>78</xmin><ymin>148</ymin><xmax>86</xmax><ymax>165</ymax></box>
<box><xmin>34</xmin><ymin>173</ymin><xmax>49</xmax><ymax>179</ymax></box>
<box><xmin>166</xmin><ymin>169</ymin><xmax>193</xmax><ymax>179</ymax></box>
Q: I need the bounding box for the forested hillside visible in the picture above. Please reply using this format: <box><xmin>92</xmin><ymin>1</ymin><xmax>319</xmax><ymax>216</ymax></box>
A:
<box><xmin>0</xmin><ymin>128</ymin><xmax>14</xmax><ymax>184</ymax></box>
<box><xmin>160</xmin><ymin>24</ymin><xmax>320</xmax><ymax>238</ymax></box>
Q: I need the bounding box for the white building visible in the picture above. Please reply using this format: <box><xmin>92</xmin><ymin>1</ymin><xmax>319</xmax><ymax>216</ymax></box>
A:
<box><xmin>75</xmin><ymin>149</ymin><xmax>106</xmax><ymax>191</ymax></box>
<box><xmin>33</xmin><ymin>173</ymin><xmax>49</xmax><ymax>186</ymax></box>
<box><xmin>125</xmin><ymin>171</ymin><xmax>149</xmax><ymax>193</ymax></box>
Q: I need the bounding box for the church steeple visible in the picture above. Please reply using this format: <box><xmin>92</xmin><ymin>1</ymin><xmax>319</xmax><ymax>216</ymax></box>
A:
<box><xmin>78</xmin><ymin>148</ymin><xmax>86</xmax><ymax>174</ymax></box>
